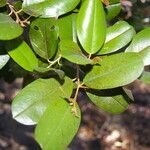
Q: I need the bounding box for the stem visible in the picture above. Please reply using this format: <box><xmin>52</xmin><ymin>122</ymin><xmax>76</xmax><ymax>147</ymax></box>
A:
<box><xmin>47</xmin><ymin>56</ymin><xmax>61</xmax><ymax>68</ymax></box>
<box><xmin>7</xmin><ymin>3</ymin><xmax>31</xmax><ymax>27</ymax></box>
<box><xmin>70</xmin><ymin>65</ymin><xmax>82</xmax><ymax>117</ymax></box>
<box><xmin>72</xmin><ymin>78</ymin><xmax>77</xmax><ymax>82</ymax></box>
<box><xmin>74</xmin><ymin>84</ymin><xmax>80</xmax><ymax>102</ymax></box>
<box><xmin>69</xmin><ymin>65</ymin><xmax>89</xmax><ymax>116</ymax></box>
<box><xmin>88</xmin><ymin>53</ymin><xmax>92</xmax><ymax>59</ymax></box>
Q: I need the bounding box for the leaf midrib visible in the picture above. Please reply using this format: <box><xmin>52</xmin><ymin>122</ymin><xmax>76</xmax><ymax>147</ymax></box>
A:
<box><xmin>14</xmin><ymin>81</ymin><xmax>70</xmax><ymax>119</ymax></box>
<box><xmin>13</xmin><ymin>89</ymin><xmax>57</xmax><ymax>119</ymax></box>
<box><xmin>84</xmin><ymin>58</ymin><xmax>140</xmax><ymax>84</ymax></box>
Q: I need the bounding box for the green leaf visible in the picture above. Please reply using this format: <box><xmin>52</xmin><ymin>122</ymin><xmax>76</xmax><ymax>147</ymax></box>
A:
<box><xmin>22</xmin><ymin>0</ymin><xmax>80</xmax><ymax>18</ymax></box>
<box><xmin>98</xmin><ymin>21</ymin><xmax>135</xmax><ymax>55</ymax></box>
<box><xmin>0</xmin><ymin>13</ymin><xmax>23</xmax><ymax>40</ymax></box>
<box><xmin>109</xmin><ymin>0</ymin><xmax>120</xmax><ymax>4</ymax></box>
<box><xmin>5</xmin><ymin>38</ymin><xmax>38</xmax><ymax>72</ymax></box>
<box><xmin>83</xmin><ymin>52</ymin><xmax>144</xmax><ymax>89</ymax></box>
<box><xmin>139</xmin><ymin>71</ymin><xmax>150</xmax><ymax>84</ymax></box>
<box><xmin>77</xmin><ymin>0</ymin><xmax>106</xmax><ymax>54</ymax></box>
<box><xmin>29</xmin><ymin>18</ymin><xmax>58</xmax><ymax>60</ymax></box>
<box><xmin>12</xmin><ymin>77</ymin><xmax>73</xmax><ymax>125</ymax></box>
<box><xmin>34</xmin><ymin>66</ymin><xmax>65</xmax><ymax>79</ymax></box>
<box><xmin>0</xmin><ymin>0</ymin><xmax>6</xmax><ymax>7</ymax></box>
<box><xmin>0</xmin><ymin>54</ymin><xmax>9</xmax><ymax>69</ymax></box>
<box><xmin>57</xmin><ymin>13</ymin><xmax>77</xmax><ymax>42</ymax></box>
<box><xmin>106</xmin><ymin>3</ymin><xmax>121</xmax><ymax>21</ymax></box>
<box><xmin>60</xmin><ymin>40</ymin><xmax>92</xmax><ymax>65</ymax></box>
<box><xmin>139</xmin><ymin>46</ymin><xmax>150</xmax><ymax>66</ymax></box>
<box><xmin>34</xmin><ymin>66</ymin><xmax>54</xmax><ymax>73</ymax></box>
<box><xmin>126</xmin><ymin>28</ymin><xmax>150</xmax><ymax>66</ymax></box>
<box><xmin>35</xmin><ymin>98</ymin><xmax>81</xmax><ymax>150</ymax></box>
<box><xmin>86</xmin><ymin>88</ymin><xmax>132</xmax><ymax>114</ymax></box>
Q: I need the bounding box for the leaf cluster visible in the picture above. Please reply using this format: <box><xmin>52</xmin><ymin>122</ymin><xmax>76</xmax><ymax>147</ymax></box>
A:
<box><xmin>0</xmin><ymin>0</ymin><xmax>150</xmax><ymax>149</ymax></box>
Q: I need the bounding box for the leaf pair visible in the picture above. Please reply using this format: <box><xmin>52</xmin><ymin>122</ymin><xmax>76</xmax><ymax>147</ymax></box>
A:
<box><xmin>12</xmin><ymin>77</ymin><xmax>81</xmax><ymax>150</ymax></box>
<box><xmin>23</xmin><ymin>0</ymin><xmax>107</xmax><ymax>55</ymax></box>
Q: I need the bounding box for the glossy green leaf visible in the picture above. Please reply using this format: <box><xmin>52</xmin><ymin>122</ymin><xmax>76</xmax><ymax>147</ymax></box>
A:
<box><xmin>77</xmin><ymin>0</ymin><xmax>106</xmax><ymax>54</ymax></box>
<box><xmin>0</xmin><ymin>0</ymin><xmax>6</xmax><ymax>7</ymax></box>
<box><xmin>106</xmin><ymin>3</ymin><xmax>121</xmax><ymax>21</ymax></box>
<box><xmin>57</xmin><ymin>13</ymin><xmax>77</xmax><ymax>42</ymax></box>
<box><xmin>87</xmin><ymin>88</ymin><xmax>131</xmax><ymax>114</ymax></box>
<box><xmin>5</xmin><ymin>38</ymin><xmax>38</xmax><ymax>72</ymax></box>
<box><xmin>60</xmin><ymin>40</ymin><xmax>92</xmax><ymax>65</ymax></box>
<box><xmin>12</xmin><ymin>77</ymin><xmax>73</xmax><ymax>125</ymax></box>
<box><xmin>0</xmin><ymin>54</ymin><xmax>9</xmax><ymax>69</ymax></box>
<box><xmin>0</xmin><ymin>13</ymin><xmax>23</xmax><ymax>40</ymax></box>
<box><xmin>35</xmin><ymin>98</ymin><xmax>81</xmax><ymax>150</ymax></box>
<box><xmin>139</xmin><ymin>71</ymin><xmax>150</xmax><ymax>84</ymax></box>
<box><xmin>83</xmin><ymin>52</ymin><xmax>144</xmax><ymax>89</ymax></box>
<box><xmin>139</xmin><ymin>46</ymin><xmax>150</xmax><ymax>66</ymax></box>
<box><xmin>30</xmin><ymin>18</ymin><xmax>58</xmax><ymax>60</ymax></box>
<box><xmin>98</xmin><ymin>21</ymin><xmax>135</xmax><ymax>55</ymax></box>
<box><xmin>22</xmin><ymin>0</ymin><xmax>80</xmax><ymax>18</ymax></box>
<box><xmin>126</xmin><ymin>28</ymin><xmax>150</xmax><ymax>66</ymax></box>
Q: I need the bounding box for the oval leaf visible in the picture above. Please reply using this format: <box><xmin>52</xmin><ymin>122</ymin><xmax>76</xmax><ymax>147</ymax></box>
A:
<box><xmin>87</xmin><ymin>88</ymin><xmax>131</xmax><ymax>114</ymax></box>
<box><xmin>83</xmin><ymin>52</ymin><xmax>144</xmax><ymax>89</ymax></box>
<box><xmin>0</xmin><ymin>54</ymin><xmax>10</xmax><ymax>69</ymax></box>
<box><xmin>12</xmin><ymin>77</ymin><xmax>73</xmax><ymax>125</ymax></box>
<box><xmin>106</xmin><ymin>3</ymin><xmax>121</xmax><ymax>21</ymax></box>
<box><xmin>0</xmin><ymin>13</ymin><xmax>23</xmax><ymax>40</ymax></box>
<box><xmin>5</xmin><ymin>38</ymin><xmax>38</xmax><ymax>72</ymax></box>
<box><xmin>98</xmin><ymin>21</ymin><xmax>135</xmax><ymax>55</ymax></box>
<box><xmin>60</xmin><ymin>40</ymin><xmax>92</xmax><ymax>65</ymax></box>
<box><xmin>57</xmin><ymin>13</ymin><xmax>77</xmax><ymax>42</ymax></box>
<box><xmin>22</xmin><ymin>0</ymin><xmax>80</xmax><ymax>18</ymax></box>
<box><xmin>35</xmin><ymin>98</ymin><xmax>81</xmax><ymax>150</ymax></box>
<box><xmin>77</xmin><ymin>0</ymin><xmax>106</xmax><ymax>54</ymax></box>
<box><xmin>30</xmin><ymin>18</ymin><xmax>58</xmax><ymax>60</ymax></box>
<box><xmin>126</xmin><ymin>28</ymin><xmax>150</xmax><ymax>66</ymax></box>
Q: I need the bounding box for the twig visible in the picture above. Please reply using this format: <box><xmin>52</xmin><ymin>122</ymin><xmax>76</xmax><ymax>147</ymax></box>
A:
<box><xmin>47</xmin><ymin>56</ymin><xmax>61</xmax><ymax>68</ymax></box>
<box><xmin>7</xmin><ymin>3</ymin><xmax>31</xmax><ymax>27</ymax></box>
<box><xmin>70</xmin><ymin>65</ymin><xmax>83</xmax><ymax>117</ymax></box>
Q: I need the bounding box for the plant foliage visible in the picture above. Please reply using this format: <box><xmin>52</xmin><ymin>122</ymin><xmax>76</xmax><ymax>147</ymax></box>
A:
<box><xmin>0</xmin><ymin>0</ymin><xmax>149</xmax><ymax>149</ymax></box>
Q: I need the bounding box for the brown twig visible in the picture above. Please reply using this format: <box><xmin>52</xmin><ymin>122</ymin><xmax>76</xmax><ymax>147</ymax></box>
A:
<box><xmin>7</xmin><ymin>3</ymin><xmax>31</xmax><ymax>27</ymax></box>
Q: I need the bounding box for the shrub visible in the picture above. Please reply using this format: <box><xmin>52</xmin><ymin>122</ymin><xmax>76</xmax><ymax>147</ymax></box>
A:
<box><xmin>0</xmin><ymin>0</ymin><xmax>150</xmax><ymax>149</ymax></box>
